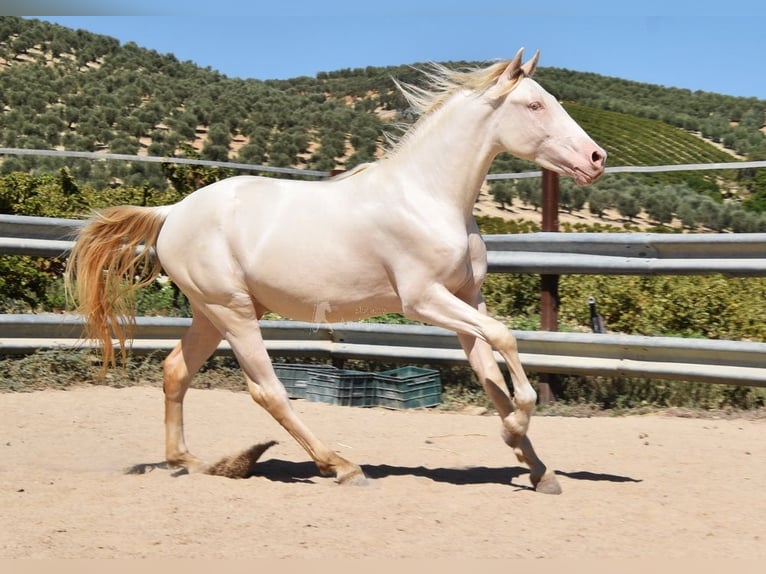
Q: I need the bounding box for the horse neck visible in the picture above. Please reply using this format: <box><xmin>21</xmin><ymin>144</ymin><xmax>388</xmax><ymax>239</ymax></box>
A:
<box><xmin>384</xmin><ymin>91</ymin><xmax>500</xmax><ymax>219</ymax></box>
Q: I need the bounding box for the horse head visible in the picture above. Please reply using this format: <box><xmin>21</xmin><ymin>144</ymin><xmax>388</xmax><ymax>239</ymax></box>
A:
<box><xmin>488</xmin><ymin>49</ymin><xmax>606</xmax><ymax>185</ymax></box>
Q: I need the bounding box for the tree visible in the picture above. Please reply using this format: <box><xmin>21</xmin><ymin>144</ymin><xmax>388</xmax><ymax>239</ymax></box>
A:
<box><xmin>615</xmin><ymin>192</ymin><xmax>641</xmax><ymax>222</ymax></box>
<box><xmin>729</xmin><ymin>209</ymin><xmax>760</xmax><ymax>233</ymax></box>
<box><xmin>587</xmin><ymin>188</ymin><xmax>611</xmax><ymax>219</ymax></box>
<box><xmin>742</xmin><ymin>168</ymin><xmax>766</xmax><ymax>213</ymax></box>
<box><xmin>162</xmin><ymin>144</ymin><xmax>233</xmax><ymax>195</ymax></box>
<box><xmin>676</xmin><ymin>201</ymin><xmax>698</xmax><ymax>229</ymax></box>
<box><xmin>206</xmin><ymin>124</ymin><xmax>231</xmax><ymax>148</ymax></box>
<box><xmin>569</xmin><ymin>185</ymin><xmax>588</xmax><ymax>212</ymax></box>
<box><xmin>516</xmin><ymin>179</ymin><xmax>541</xmax><ymax>211</ymax></box>
<box><xmin>490</xmin><ymin>182</ymin><xmax>514</xmax><ymax>209</ymax></box>
<box><xmin>170</xmin><ymin>110</ymin><xmax>198</xmax><ymax>141</ymax></box>
<box><xmin>696</xmin><ymin>199</ymin><xmax>723</xmax><ymax>231</ymax></box>
<box><xmin>110</xmin><ymin>135</ymin><xmax>139</xmax><ymax>155</ymax></box>
<box><xmin>237</xmin><ymin>143</ymin><xmax>267</xmax><ymax>165</ymax></box>
<box><xmin>201</xmin><ymin>142</ymin><xmax>229</xmax><ymax>162</ymax></box>
<box><xmin>644</xmin><ymin>193</ymin><xmax>674</xmax><ymax>226</ymax></box>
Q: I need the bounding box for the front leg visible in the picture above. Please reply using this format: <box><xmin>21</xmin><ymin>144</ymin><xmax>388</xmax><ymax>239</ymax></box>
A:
<box><xmin>402</xmin><ymin>283</ymin><xmax>537</xmax><ymax>431</ymax></box>
<box><xmin>402</xmin><ymin>285</ymin><xmax>561</xmax><ymax>494</ymax></box>
<box><xmin>458</xmin><ymin>327</ymin><xmax>561</xmax><ymax>494</ymax></box>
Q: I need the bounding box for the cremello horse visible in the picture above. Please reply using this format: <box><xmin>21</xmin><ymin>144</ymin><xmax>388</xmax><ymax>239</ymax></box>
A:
<box><xmin>66</xmin><ymin>49</ymin><xmax>605</xmax><ymax>494</ymax></box>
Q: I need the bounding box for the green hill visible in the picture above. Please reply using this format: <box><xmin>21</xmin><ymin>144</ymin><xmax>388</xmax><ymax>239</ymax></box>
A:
<box><xmin>0</xmin><ymin>16</ymin><xmax>764</xmax><ymax>217</ymax></box>
<box><xmin>564</xmin><ymin>103</ymin><xmax>736</xmax><ymax>167</ymax></box>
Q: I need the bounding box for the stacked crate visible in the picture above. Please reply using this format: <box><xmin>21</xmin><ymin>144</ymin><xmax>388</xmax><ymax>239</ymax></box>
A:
<box><xmin>306</xmin><ymin>368</ymin><xmax>378</xmax><ymax>407</ymax></box>
<box><xmin>373</xmin><ymin>366</ymin><xmax>443</xmax><ymax>409</ymax></box>
<box><xmin>273</xmin><ymin>363</ymin><xmax>441</xmax><ymax>409</ymax></box>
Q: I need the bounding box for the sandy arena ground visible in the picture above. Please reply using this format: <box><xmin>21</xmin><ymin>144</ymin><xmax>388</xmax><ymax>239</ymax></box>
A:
<box><xmin>1</xmin><ymin>385</ymin><xmax>764</xmax><ymax>558</ymax></box>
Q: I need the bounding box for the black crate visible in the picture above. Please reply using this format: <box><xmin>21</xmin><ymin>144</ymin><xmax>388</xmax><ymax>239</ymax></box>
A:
<box><xmin>373</xmin><ymin>366</ymin><xmax>442</xmax><ymax>409</ymax></box>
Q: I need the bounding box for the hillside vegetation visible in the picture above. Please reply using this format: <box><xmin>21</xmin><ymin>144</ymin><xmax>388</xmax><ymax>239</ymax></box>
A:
<box><xmin>0</xmin><ymin>19</ymin><xmax>761</xmax><ymax>170</ymax></box>
<box><xmin>2</xmin><ymin>17</ymin><xmax>765</xmax><ymax>227</ymax></box>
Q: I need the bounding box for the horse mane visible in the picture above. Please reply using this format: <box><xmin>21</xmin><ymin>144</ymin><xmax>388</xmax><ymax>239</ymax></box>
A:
<box><xmin>393</xmin><ymin>59</ymin><xmax>521</xmax><ymax>116</ymax></box>
<box><xmin>384</xmin><ymin>59</ymin><xmax>523</xmax><ymax>155</ymax></box>
<box><xmin>328</xmin><ymin>58</ymin><xmax>527</xmax><ymax>168</ymax></box>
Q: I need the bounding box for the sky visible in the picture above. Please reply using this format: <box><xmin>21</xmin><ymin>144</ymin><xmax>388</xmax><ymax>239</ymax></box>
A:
<box><xmin>8</xmin><ymin>1</ymin><xmax>766</xmax><ymax>99</ymax></box>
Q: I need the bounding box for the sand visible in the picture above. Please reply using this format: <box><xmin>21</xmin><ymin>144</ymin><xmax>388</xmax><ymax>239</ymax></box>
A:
<box><xmin>1</xmin><ymin>385</ymin><xmax>764</xmax><ymax>558</ymax></box>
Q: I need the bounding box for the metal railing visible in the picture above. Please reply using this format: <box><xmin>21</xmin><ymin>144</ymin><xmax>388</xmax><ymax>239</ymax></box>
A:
<box><xmin>1</xmin><ymin>212</ymin><xmax>765</xmax><ymax>385</ymax></box>
<box><xmin>1</xmin><ymin>313</ymin><xmax>764</xmax><ymax>386</ymax></box>
<box><xmin>3</xmin><ymin>213</ymin><xmax>766</xmax><ymax>276</ymax></box>
<box><xmin>3</xmin><ymin>146</ymin><xmax>766</xmax><ymax>180</ymax></box>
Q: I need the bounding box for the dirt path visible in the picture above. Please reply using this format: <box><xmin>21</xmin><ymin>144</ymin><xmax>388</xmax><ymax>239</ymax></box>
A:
<box><xmin>1</xmin><ymin>386</ymin><xmax>764</xmax><ymax>558</ymax></box>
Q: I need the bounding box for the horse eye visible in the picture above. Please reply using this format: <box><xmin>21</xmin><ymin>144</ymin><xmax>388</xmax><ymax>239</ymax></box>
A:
<box><xmin>528</xmin><ymin>101</ymin><xmax>543</xmax><ymax>111</ymax></box>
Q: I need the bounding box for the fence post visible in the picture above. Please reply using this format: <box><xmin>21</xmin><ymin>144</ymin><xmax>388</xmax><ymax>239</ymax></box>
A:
<box><xmin>538</xmin><ymin>169</ymin><xmax>560</xmax><ymax>404</ymax></box>
<box><xmin>540</xmin><ymin>169</ymin><xmax>560</xmax><ymax>330</ymax></box>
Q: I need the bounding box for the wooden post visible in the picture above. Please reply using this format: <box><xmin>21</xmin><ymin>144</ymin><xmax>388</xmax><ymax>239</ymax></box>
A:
<box><xmin>538</xmin><ymin>169</ymin><xmax>560</xmax><ymax>404</ymax></box>
<box><xmin>540</xmin><ymin>169</ymin><xmax>560</xmax><ymax>330</ymax></box>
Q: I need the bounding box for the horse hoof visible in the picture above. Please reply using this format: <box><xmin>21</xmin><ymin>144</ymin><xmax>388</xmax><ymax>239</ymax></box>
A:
<box><xmin>168</xmin><ymin>453</ymin><xmax>206</xmax><ymax>474</ymax></box>
<box><xmin>533</xmin><ymin>471</ymin><xmax>562</xmax><ymax>495</ymax></box>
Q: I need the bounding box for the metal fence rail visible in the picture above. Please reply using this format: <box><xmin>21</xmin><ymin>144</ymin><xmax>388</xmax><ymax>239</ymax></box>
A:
<box><xmin>484</xmin><ymin>232</ymin><xmax>766</xmax><ymax>275</ymax></box>
<box><xmin>1</xmin><ymin>314</ymin><xmax>765</xmax><ymax>386</ymax></box>
<box><xmin>3</xmin><ymin>213</ymin><xmax>766</xmax><ymax>276</ymax></box>
<box><xmin>3</xmin><ymin>146</ymin><xmax>766</xmax><ymax>180</ymax></box>
<box><xmin>2</xmin><ymin>213</ymin><xmax>765</xmax><ymax>385</ymax></box>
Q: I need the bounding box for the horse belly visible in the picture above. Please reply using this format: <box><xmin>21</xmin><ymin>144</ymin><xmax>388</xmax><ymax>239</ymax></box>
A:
<box><xmin>243</xmin><ymin>252</ymin><xmax>401</xmax><ymax>323</ymax></box>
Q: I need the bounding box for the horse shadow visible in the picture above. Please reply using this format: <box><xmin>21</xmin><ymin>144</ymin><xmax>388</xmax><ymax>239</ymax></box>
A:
<box><xmin>244</xmin><ymin>459</ymin><xmax>641</xmax><ymax>489</ymax></box>
<box><xmin>125</xmin><ymin>458</ymin><xmax>641</xmax><ymax>489</ymax></box>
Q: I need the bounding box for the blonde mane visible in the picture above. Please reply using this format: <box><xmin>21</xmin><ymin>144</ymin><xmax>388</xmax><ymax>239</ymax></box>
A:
<box><xmin>393</xmin><ymin>59</ymin><xmax>522</xmax><ymax>116</ymax></box>
<box><xmin>383</xmin><ymin>59</ymin><xmax>524</xmax><ymax>155</ymax></box>
<box><xmin>333</xmin><ymin>57</ymin><xmax>531</xmax><ymax>168</ymax></box>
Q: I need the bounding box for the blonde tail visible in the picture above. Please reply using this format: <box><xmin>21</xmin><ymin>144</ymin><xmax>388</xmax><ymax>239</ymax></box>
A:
<box><xmin>65</xmin><ymin>206</ymin><xmax>168</xmax><ymax>371</ymax></box>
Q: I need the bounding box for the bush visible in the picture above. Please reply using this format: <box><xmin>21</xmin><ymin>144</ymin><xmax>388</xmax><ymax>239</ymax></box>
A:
<box><xmin>559</xmin><ymin>274</ymin><xmax>766</xmax><ymax>341</ymax></box>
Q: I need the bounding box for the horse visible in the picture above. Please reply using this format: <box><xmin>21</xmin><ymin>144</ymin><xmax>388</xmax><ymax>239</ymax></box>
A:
<box><xmin>65</xmin><ymin>49</ymin><xmax>606</xmax><ymax>494</ymax></box>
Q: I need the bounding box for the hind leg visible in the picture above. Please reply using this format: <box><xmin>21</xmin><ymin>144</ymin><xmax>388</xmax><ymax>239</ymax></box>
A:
<box><xmin>163</xmin><ymin>306</ymin><xmax>222</xmax><ymax>471</ymax></box>
<box><xmin>201</xmin><ymin>299</ymin><xmax>366</xmax><ymax>484</ymax></box>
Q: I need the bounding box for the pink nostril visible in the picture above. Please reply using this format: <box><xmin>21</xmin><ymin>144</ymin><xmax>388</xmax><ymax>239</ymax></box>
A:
<box><xmin>592</xmin><ymin>149</ymin><xmax>606</xmax><ymax>167</ymax></box>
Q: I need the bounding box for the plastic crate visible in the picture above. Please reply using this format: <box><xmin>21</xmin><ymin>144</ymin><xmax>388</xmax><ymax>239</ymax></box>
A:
<box><xmin>306</xmin><ymin>369</ymin><xmax>377</xmax><ymax>407</ymax></box>
<box><xmin>273</xmin><ymin>363</ymin><xmax>337</xmax><ymax>399</ymax></box>
<box><xmin>373</xmin><ymin>366</ymin><xmax>442</xmax><ymax>409</ymax></box>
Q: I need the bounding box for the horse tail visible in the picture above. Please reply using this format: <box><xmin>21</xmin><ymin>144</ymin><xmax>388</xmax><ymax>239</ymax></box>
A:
<box><xmin>65</xmin><ymin>205</ymin><xmax>169</xmax><ymax>371</ymax></box>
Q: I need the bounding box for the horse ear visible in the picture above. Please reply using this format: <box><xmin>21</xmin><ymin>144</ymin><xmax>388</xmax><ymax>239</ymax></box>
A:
<box><xmin>505</xmin><ymin>48</ymin><xmax>525</xmax><ymax>80</ymax></box>
<box><xmin>488</xmin><ymin>48</ymin><xmax>536</xmax><ymax>99</ymax></box>
<box><xmin>520</xmin><ymin>50</ymin><xmax>540</xmax><ymax>77</ymax></box>
<box><xmin>487</xmin><ymin>48</ymin><xmax>525</xmax><ymax>98</ymax></box>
